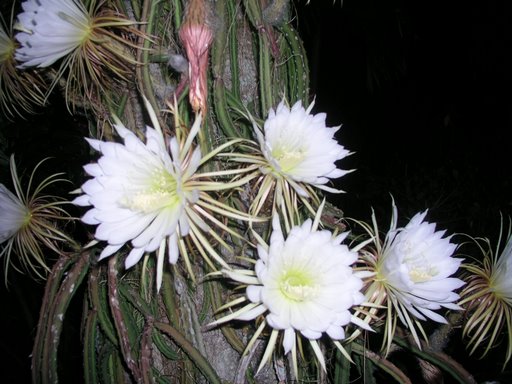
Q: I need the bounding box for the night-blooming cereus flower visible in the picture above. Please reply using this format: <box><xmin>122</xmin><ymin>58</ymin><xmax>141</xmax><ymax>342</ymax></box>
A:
<box><xmin>0</xmin><ymin>20</ymin><xmax>46</xmax><ymax>117</ymax></box>
<box><xmin>459</xmin><ymin>220</ymin><xmax>512</xmax><ymax>366</ymax></box>
<box><xmin>210</xmin><ymin>202</ymin><xmax>369</xmax><ymax>377</ymax></box>
<box><xmin>355</xmin><ymin>202</ymin><xmax>464</xmax><ymax>352</ymax></box>
<box><xmin>240</xmin><ymin>99</ymin><xmax>352</xmax><ymax>223</ymax></box>
<box><xmin>0</xmin><ymin>155</ymin><xmax>74</xmax><ymax>281</ymax></box>
<box><xmin>15</xmin><ymin>0</ymin><xmax>91</xmax><ymax>68</ymax></box>
<box><xmin>14</xmin><ymin>0</ymin><xmax>141</xmax><ymax>109</ymax></box>
<box><xmin>73</xmin><ymin>100</ymin><xmax>257</xmax><ymax>291</ymax></box>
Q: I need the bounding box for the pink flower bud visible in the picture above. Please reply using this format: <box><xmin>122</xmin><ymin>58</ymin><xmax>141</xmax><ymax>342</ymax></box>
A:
<box><xmin>179</xmin><ymin>0</ymin><xmax>213</xmax><ymax>113</ymax></box>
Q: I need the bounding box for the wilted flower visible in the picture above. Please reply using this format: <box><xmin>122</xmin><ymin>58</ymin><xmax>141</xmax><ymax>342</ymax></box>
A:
<box><xmin>15</xmin><ymin>0</ymin><xmax>91</xmax><ymax>68</ymax></box>
<box><xmin>15</xmin><ymin>0</ymin><xmax>142</xmax><ymax>109</ymax></box>
<box><xmin>0</xmin><ymin>23</ymin><xmax>12</xmax><ymax>61</ymax></box>
<box><xmin>211</xmin><ymin>202</ymin><xmax>368</xmax><ymax>377</ymax></box>
<box><xmin>73</xmin><ymin>100</ymin><xmax>257</xmax><ymax>290</ymax></box>
<box><xmin>0</xmin><ymin>20</ymin><xmax>46</xmax><ymax>117</ymax></box>
<box><xmin>459</xmin><ymin>220</ymin><xmax>512</xmax><ymax>366</ymax></box>
<box><xmin>240</xmin><ymin>99</ymin><xmax>351</xmax><ymax>224</ymax></box>
<box><xmin>0</xmin><ymin>155</ymin><xmax>74</xmax><ymax>281</ymax></box>
<box><xmin>355</xmin><ymin>202</ymin><xmax>464</xmax><ymax>351</ymax></box>
<box><xmin>179</xmin><ymin>0</ymin><xmax>214</xmax><ymax>113</ymax></box>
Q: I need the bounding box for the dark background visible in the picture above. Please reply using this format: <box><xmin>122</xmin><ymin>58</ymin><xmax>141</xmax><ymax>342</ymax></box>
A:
<box><xmin>298</xmin><ymin>0</ymin><xmax>512</xmax><ymax>239</ymax></box>
<box><xmin>2</xmin><ymin>0</ymin><xmax>512</xmax><ymax>382</ymax></box>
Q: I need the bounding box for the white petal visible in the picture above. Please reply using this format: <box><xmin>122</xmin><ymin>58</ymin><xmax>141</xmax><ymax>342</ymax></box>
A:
<box><xmin>168</xmin><ymin>233</ymin><xmax>179</xmax><ymax>264</ymax></box>
<box><xmin>236</xmin><ymin>304</ymin><xmax>266</xmax><ymax>321</ymax></box>
<box><xmin>82</xmin><ymin>209</ymin><xmax>100</xmax><ymax>225</ymax></box>
<box><xmin>125</xmin><ymin>247</ymin><xmax>146</xmax><ymax>269</ymax></box>
<box><xmin>0</xmin><ymin>184</ymin><xmax>27</xmax><ymax>242</ymax></box>
<box><xmin>325</xmin><ymin>325</ymin><xmax>345</xmax><ymax>340</ymax></box>
<box><xmin>72</xmin><ymin>194</ymin><xmax>90</xmax><ymax>207</ymax></box>
<box><xmin>282</xmin><ymin>328</ymin><xmax>296</xmax><ymax>354</ymax></box>
<box><xmin>266</xmin><ymin>313</ymin><xmax>290</xmax><ymax>330</ymax></box>
<box><xmin>416</xmin><ymin>307</ymin><xmax>448</xmax><ymax>324</ymax></box>
<box><xmin>131</xmin><ymin>211</ymin><xmax>178</xmax><ymax>249</ymax></box>
<box><xmin>98</xmin><ymin>244</ymin><xmax>123</xmax><ymax>260</ymax></box>
<box><xmin>247</xmin><ymin>285</ymin><xmax>262</xmax><ymax>303</ymax></box>
<box><xmin>300</xmin><ymin>328</ymin><xmax>322</xmax><ymax>340</ymax></box>
<box><xmin>83</xmin><ymin>163</ymin><xmax>103</xmax><ymax>177</ymax></box>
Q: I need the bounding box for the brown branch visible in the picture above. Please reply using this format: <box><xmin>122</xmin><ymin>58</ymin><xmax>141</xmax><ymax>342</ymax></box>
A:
<box><xmin>107</xmin><ymin>256</ymin><xmax>142</xmax><ymax>382</ymax></box>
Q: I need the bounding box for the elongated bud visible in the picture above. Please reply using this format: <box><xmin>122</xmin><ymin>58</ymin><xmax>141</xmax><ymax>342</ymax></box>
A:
<box><xmin>179</xmin><ymin>0</ymin><xmax>214</xmax><ymax>114</ymax></box>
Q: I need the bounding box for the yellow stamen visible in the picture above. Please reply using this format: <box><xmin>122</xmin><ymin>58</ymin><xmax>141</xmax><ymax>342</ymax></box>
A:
<box><xmin>280</xmin><ymin>270</ymin><xmax>317</xmax><ymax>302</ymax></box>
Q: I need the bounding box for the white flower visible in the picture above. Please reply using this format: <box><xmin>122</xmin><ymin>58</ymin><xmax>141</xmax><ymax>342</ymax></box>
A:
<box><xmin>355</xmin><ymin>203</ymin><xmax>464</xmax><ymax>351</ymax></box>
<box><xmin>212</xmin><ymin>203</ymin><xmax>367</xmax><ymax>375</ymax></box>
<box><xmin>1</xmin><ymin>20</ymin><xmax>47</xmax><ymax>117</ymax></box>
<box><xmin>379</xmin><ymin>208</ymin><xmax>464</xmax><ymax>325</ymax></box>
<box><xmin>236</xmin><ymin>99</ymin><xmax>353</xmax><ymax>223</ymax></box>
<box><xmin>0</xmin><ymin>155</ymin><xmax>73</xmax><ymax>280</ymax></box>
<box><xmin>13</xmin><ymin>0</ymin><xmax>142</xmax><ymax>112</ymax></box>
<box><xmin>74</xmin><ymin>114</ymin><xmax>201</xmax><ymax>290</ymax></box>
<box><xmin>15</xmin><ymin>0</ymin><xmax>91</xmax><ymax>68</ymax></box>
<box><xmin>74</xmin><ymin>101</ymin><xmax>257</xmax><ymax>290</ymax></box>
<box><xmin>0</xmin><ymin>184</ymin><xmax>30</xmax><ymax>244</ymax></box>
<box><xmin>252</xmin><ymin>215</ymin><xmax>364</xmax><ymax>339</ymax></box>
<box><xmin>256</xmin><ymin>100</ymin><xmax>351</xmax><ymax>194</ymax></box>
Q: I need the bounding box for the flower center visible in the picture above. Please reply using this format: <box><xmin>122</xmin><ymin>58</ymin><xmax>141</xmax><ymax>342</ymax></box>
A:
<box><xmin>120</xmin><ymin>169</ymin><xmax>182</xmax><ymax>213</ymax></box>
<box><xmin>271</xmin><ymin>146</ymin><xmax>306</xmax><ymax>173</ymax></box>
<box><xmin>400</xmin><ymin>240</ymin><xmax>438</xmax><ymax>283</ymax></box>
<box><xmin>408</xmin><ymin>266</ymin><xmax>438</xmax><ymax>283</ymax></box>
<box><xmin>279</xmin><ymin>270</ymin><xmax>316</xmax><ymax>302</ymax></box>
<box><xmin>57</xmin><ymin>10</ymin><xmax>92</xmax><ymax>44</ymax></box>
<box><xmin>0</xmin><ymin>35</ymin><xmax>15</xmax><ymax>63</ymax></box>
<box><xmin>21</xmin><ymin>209</ymin><xmax>32</xmax><ymax>227</ymax></box>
